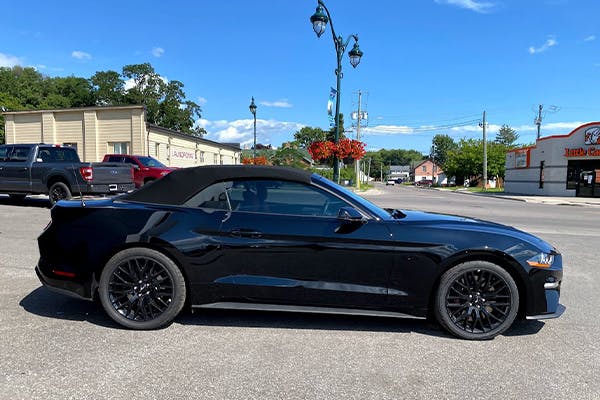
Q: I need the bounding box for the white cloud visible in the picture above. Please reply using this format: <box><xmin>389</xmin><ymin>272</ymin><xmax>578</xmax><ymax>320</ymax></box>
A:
<box><xmin>528</xmin><ymin>37</ymin><xmax>557</xmax><ymax>54</ymax></box>
<box><xmin>584</xmin><ymin>35</ymin><xmax>596</xmax><ymax>42</ymax></box>
<box><xmin>151</xmin><ymin>47</ymin><xmax>165</xmax><ymax>57</ymax></box>
<box><xmin>0</xmin><ymin>52</ymin><xmax>23</xmax><ymax>67</ymax></box>
<box><xmin>71</xmin><ymin>50</ymin><xmax>92</xmax><ymax>60</ymax></box>
<box><xmin>363</xmin><ymin>125</ymin><xmax>416</xmax><ymax>135</ymax></box>
<box><xmin>197</xmin><ymin>97</ymin><xmax>208</xmax><ymax>106</ymax></box>
<box><xmin>199</xmin><ymin>118</ymin><xmax>304</xmax><ymax>145</ymax></box>
<box><xmin>260</xmin><ymin>99</ymin><xmax>293</xmax><ymax>108</ymax></box>
<box><xmin>434</xmin><ymin>0</ymin><xmax>495</xmax><ymax>13</ymax></box>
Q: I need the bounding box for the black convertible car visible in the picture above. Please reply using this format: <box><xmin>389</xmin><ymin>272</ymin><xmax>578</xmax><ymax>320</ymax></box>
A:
<box><xmin>36</xmin><ymin>165</ymin><xmax>564</xmax><ymax>339</ymax></box>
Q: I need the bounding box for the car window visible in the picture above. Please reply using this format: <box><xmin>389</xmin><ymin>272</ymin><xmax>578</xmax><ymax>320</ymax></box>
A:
<box><xmin>137</xmin><ymin>156</ymin><xmax>166</xmax><ymax>168</ymax></box>
<box><xmin>231</xmin><ymin>179</ymin><xmax>348</xmax><ymax>216</ymax></box>
<box><xmin>41</xmin><ymin>147</ymin><xmax>80</xmax><ymax>162</ymax></box>
<box><xmin>7</xmin><ymin>146</ymin><xmax>31</xmax><ymax>162</ymax></box>
<box><xmin>108</xmin><ymin>156</ymin><xmax>122</xmax><ymax>162</ymax></box>
<box><xmin>124</xmin><ymin>157</ymin><xmax>138</xmax><ymax>165</ymax></box>
<box><xmin>184</xmin><ymin>179</ymin><xmax>348</xmax><ymax>217</ymax></box>
<box><xmin>0</xmin><ymin>146</ymin><xmax>9</xmax><ymax>161</ymax></box>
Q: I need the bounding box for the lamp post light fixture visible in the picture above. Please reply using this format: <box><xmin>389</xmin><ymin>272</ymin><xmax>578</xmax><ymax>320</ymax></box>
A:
<box><xmin>310</xmin><ymin>0</ymin><xmax>363</xmax><ymax>183</ymax></box>
<box><xmin>249</xmin><ymin>97</ymin><xmax>257</xmax><ymax>160</ymax></box>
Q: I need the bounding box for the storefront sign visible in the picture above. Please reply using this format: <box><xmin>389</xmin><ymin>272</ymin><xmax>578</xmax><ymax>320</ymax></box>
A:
<box><xmin>515</xmin><ymin>150</ymin><xmax>529</xmax><ymax>168</ymax></box>
<box><xmin>171</xmin><ymin>149</ymin><xmax>195</xmax><ymax>160</ymax></box>
<box><xmin>564</xmin><ymin>147</ymin><xmax>600</xmax><ymax>157</ymax></box>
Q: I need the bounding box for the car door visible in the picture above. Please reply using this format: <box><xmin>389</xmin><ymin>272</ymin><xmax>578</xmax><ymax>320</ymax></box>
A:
<box><xmin>213</xmin><ymin>179</ymin><xmax>396</xmax><ymax>310</ymax></box>
<box><xmin>2</xmin><ymin>146</ymin><xmax>32</xmax><ymax>192</ymax></box>
<box><xmin>0</xmin><ymin>146</ymin><xmax>11</xmax><ymax>191</ymax></box>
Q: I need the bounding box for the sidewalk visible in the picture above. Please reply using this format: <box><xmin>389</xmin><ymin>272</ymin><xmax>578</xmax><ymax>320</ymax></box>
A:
<box><xmin>449</xmin><ymin>188</ymin><xmax>600</xmax><ymax>207</ymax></box>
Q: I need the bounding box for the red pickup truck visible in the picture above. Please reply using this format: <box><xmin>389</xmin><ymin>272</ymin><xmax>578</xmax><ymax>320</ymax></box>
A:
<box><xmin>102</xmin><ymin>154</ymin><xmax>175</xmax><ymax>188</ymax></box>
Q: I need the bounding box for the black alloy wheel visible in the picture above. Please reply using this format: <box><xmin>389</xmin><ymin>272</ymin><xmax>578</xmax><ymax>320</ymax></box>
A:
<box><xmin>435</xmin><ymin>261</ymin><xmax>519</xmax><ymax>340</ymax></box>
<box><xmin>48</xmin><ymin>182</ymin><xmax>72</xmax><ymax>205</ymax></box>
<box><xmin>99</xmin><ymin>248</ymin><xmax>186</xmax><ymax>330</ymax></box>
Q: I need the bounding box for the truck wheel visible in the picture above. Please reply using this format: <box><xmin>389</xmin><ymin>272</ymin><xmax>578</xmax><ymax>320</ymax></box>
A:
<box><xmin>49</xmin><ymin>182</ymin><xmax>72</xmax><ymax>205</ymax></box>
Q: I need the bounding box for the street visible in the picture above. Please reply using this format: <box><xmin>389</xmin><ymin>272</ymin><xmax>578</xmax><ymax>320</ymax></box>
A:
<box><xmin>0</xmin><ymin>187</ymin><xmax>598</xmax><ymax>400</ymax></box>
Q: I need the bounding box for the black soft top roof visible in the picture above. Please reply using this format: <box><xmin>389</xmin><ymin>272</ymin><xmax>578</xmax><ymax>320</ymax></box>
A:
<box><xmin>122</xmin><ymin>165</ymin><xmax>313</xmax><ymax>205</ymax></box>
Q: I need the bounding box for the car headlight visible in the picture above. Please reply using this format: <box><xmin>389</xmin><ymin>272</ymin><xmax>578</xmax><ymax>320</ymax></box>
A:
<box><xmin>527</xmin><ymin>253</ymin><xmax>555</xmax><ymax>268</ymax></box>
<box><xmin>160</xmin><ymin>171</ymin><xmax>169</xmax><ymax>176</ymax></box>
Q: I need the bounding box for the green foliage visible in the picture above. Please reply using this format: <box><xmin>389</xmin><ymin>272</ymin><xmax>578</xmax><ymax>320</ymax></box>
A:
<box><xmin>0</xmin><ymin>63</ymin><xmax>203</xmax><ymax>140</ymax></box>
<box><xmin>364</xmin><ymin>148</ymin><xmax>425</xmax><ymax>178</ymax></box>
<box><xmin>270</xmin><ymin>147</ymin><xmax>308</xmax><ymax>168</ymax></box>
<box><xmin>327</xmin><ymin>113</ymin><xmax>346</xmax><ymax>142</ymax></box>
<box><xmin>495</xmin><ymin>124</ymin><xmax>519</xmax><ymax>148</ymax></box>
<box><xmin>431</xmin><ymin>134</ymin><xmax>458</xmax><ymax>168</ymax></box>
<box><xmin>293</xmin><ymin>126</ymin><xmax>326</xmax><ymax>147</ymax></box>
<box><xmin>444</xmin><ymin>138</ymin><xmax>507</xmax><ymax>180</ymax></box>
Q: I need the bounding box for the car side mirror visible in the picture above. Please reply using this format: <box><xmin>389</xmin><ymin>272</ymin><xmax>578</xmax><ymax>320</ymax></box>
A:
<box><xmin>337</xmin><ymin>207</ymin><xmax>364</xmax><ymax>222</ymax></box>
<box><xmin>132</xmin><ymin>164</ymin><xmax>140</xmax><ymax>170</ymax></box>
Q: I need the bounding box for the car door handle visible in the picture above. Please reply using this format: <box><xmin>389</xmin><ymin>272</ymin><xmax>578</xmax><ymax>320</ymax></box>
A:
<box><xmin>229</xmin><ymin>228</ymin><xmax>262</xmax><ymax>238</ymax></box>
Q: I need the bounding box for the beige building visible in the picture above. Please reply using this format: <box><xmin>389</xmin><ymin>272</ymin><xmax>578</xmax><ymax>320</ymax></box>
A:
<box><xmin>2</xmin><ymin>105</ymin><xmax>241</xmax><ymax>167</ymax></box>
<box><xmin>505</xmin><ymin>122</ymin><xmax>600</xmax><ymax>197</ymax></box>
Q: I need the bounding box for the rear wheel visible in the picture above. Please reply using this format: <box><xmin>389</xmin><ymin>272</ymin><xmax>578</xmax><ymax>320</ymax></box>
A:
<box><xmin>48</xmin><ymin>182</ymin><xmax>71</xmax><ymax>205</ymax></box>
<box><xmin>99</xmin><ymin>248</ymin><xmax>186</xmax><ymax>330</ymax></box>
<box><xmin>435</xmin><ymin>261</ymin><xmax>519</xmax><ymax>340</ymax></box>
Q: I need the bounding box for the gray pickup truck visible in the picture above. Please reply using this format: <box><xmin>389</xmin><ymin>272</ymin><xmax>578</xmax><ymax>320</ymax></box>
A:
<box><xmin>0</xmin><ymin>144</ymin><xmax>135</xmax><ymax>205</ymax></box>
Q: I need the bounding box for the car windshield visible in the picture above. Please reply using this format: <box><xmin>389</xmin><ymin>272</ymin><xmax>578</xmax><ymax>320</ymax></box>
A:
<box><xmin>311</xmin><ymin>174</ymin><xmax>392</xmax><ymax>220</ymax></box>
<box><xmin>137</xmin><ymin>156</ymin><xmax>167</xmax><ymax>168</ymax></box>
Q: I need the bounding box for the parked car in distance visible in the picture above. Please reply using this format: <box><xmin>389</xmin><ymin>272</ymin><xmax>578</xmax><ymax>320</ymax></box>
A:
<box><xmin>415</xmin><ymin>179</ymin><xmax>433</xmax><ymax>187</ymax></box>
<box><xmin>0</xmin><ymin>144</ymin><xmax>135</xmax><ymax>204</ymax></box>
<box><xmin>102</xmin><ymin>154</ymin><xmax>175</xmax><ymax>188</ymax></box>
<box><xmin>385</xmin><ymin>179</ymin><xmax>395</xmax><ymax>186</ymax></box>
<box><xmin>36</xmin><ymin>165</ymin><xmax>564</xmax><ymax>340</ymax></box>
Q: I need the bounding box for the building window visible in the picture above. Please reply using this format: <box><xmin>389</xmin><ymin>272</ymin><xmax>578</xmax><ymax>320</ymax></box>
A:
<box><xmin>109</xmin><ymin>142</ymin><xmax>129</xmax><ymax>154</ymax></box>
<box><xmin>213</xmin><ymin>154</ymin><xmax>218</xmax><ymax>165</ymax></box>
<box><xmin>154</xmin><ymin>143</ymin><xmax>160</xmax><ymax>157</ymax></box>
<box><xmin>422</xmin><ymin>166</ymin><xmax>427</xmax><ymax>172</ymax></box>
<box><xmin>197</xmin><ymin>151</ymin><xmax>204</xmax><ymax>163</ymax></box>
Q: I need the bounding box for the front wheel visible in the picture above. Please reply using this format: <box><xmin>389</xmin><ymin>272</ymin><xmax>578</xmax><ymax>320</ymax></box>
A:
<box><xmin>98</xmin><ymin>248</ymin><xmax>186</xmax><ymax>330</ymax></box>
<box><xmin>435</xmin><ymin>261</ymin><xmax>519</xmax><ymax>340</ymax></box>
<box><xmin>48</xmin><ymin>182</ymin><xmax>71</xmax><ymax>205</ymax></box>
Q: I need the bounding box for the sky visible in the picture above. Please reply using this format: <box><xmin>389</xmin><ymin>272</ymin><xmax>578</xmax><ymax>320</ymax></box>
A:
<box><xmin>2</xmin><ymin>0</ymin><xmax>600</xmax><ymax>154</ymax></box>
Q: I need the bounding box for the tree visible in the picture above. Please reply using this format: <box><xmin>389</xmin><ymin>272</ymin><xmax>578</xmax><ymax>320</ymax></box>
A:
<box><xmin>327</xmin><ymin>113</ymin><xmax>346</xmax><ymax>142</ymax></box>
<box><xmin>495</xmin><ymin>124</ymin><xmax>519</xmax><ymax>148</ymax></box>
<box><xmin>431</xmin><ymin>134</ymin><xmax>457</xmax><ymax>168</ymax></box>
<box><xmin>90</xmin><ymin>70</ymin><xmax>125</xmax><ymax>105</ymax></box>
<box><xmin>293</xmin><ymin>126</ymin><xmax>326</xmax><ymax>147</ymax></box>
<box><xmin>365</xmin><ymin>148</ymin><xmax>425</xmax><ymax>179</ymax></box>
<box><xmin>444</xmin><ymin>138</ymin><xmax>507</xmax><ymax>183</ymax></box>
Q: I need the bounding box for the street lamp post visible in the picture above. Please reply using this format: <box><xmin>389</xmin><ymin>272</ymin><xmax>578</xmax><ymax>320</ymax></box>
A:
<box><xmin>249</xmin><ymin>97</ymin><xmax>257</xmax><ymax>160</ymax></box>
<box><xmin>310</xmin><ymin>0</ymin><xmax>363</xmax><ymax>183</ymax></box>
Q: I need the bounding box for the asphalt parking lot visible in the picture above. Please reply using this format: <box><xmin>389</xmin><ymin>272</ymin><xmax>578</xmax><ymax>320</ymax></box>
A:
<box><xmin>0</xmin><ymin>188</ymin><xmax>599</xmax><ymax>400</ymax></box>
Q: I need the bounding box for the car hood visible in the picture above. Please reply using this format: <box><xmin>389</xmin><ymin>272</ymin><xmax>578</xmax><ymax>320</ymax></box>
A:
<box><xmin>390</xmin><ymin>210</ymin><xmax>555</xmax><ymax>253</ymax></box>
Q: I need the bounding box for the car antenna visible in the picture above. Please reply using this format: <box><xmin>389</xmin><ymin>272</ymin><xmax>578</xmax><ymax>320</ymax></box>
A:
<box><xmin>70</xmin><ymin>162</ymin><xmax>86</xmax><ymax>207</ymax></box>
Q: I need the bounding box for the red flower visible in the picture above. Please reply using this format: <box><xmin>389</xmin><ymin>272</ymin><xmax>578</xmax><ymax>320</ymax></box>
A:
<box><xmin>242</xmin><ymin>156</ymin><xmax>269</xmax><ymax>165</ymax></box>
<box><xmin>308</xmin><ymin>141</ymin><xmax>336</xmax><ymax>161</ymax></box>
<box><xmin>308</xmin><ymin>139</ymin><xmax>367</xmax><ymax>162</ymax></box>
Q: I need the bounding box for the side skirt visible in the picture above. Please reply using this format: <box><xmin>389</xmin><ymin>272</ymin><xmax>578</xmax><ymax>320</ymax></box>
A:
<box><xmin>192</xmin><ymin>302</ymin><xmax>425</xmax><ymax>320</ymax></box>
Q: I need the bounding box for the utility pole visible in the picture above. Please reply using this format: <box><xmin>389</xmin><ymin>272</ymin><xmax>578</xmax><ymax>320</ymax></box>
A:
<box><xmin>479</xmin><ymin>111</ymin><xmax>488</xmax><ymax>190</ymax></box>
<box><xmin>355</xmin><ymin>90</ymin><xmax>363</xmax><ymax>189</ymax></box>
<box><xmin>535</xmin><ymin>104</ymin><xmax>543</xmax><ymax>139</ymax></box>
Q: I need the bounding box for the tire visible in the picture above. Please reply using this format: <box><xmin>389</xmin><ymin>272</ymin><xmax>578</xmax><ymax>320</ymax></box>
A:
<box><xmin>48</xmin><ymin>182</ymin><xmax>72</xmax><ymax>205</ymax></box>
<box><xmin>9</xmin><ymin>194</ymin><xmax>27</xmax><ymax>201</ymax></box>
<box><xmin>99</xmin><ymin>248</ymin><xmax>186</xmax><ymax>330</ymax></box>
<box><xmin>142</xmin><ymin>178</ymin><xmax>154</xmax><ymax>186</ymax></box>
<box><xmin>435</xmin><ymin>261</ymin><xmax>519</xmax><ymax>340</ymax></box>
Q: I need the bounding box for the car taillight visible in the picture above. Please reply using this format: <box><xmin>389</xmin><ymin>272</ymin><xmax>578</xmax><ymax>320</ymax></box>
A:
<box><xmin>79</xmin><ymin>167</ymin><xmax>93</xmax><ymax>181</ymax></box>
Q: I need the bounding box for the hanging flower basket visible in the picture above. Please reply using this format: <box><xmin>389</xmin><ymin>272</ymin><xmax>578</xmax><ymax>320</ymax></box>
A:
<box><xmin>308</xmin><ymin>141</ymin><xmax>336</xmax><ymax>162</ymax></box>
<box><xmin>308</xmin><ymin>139</ymin><xmax>366</xmax><ymax>164</ymax></box>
